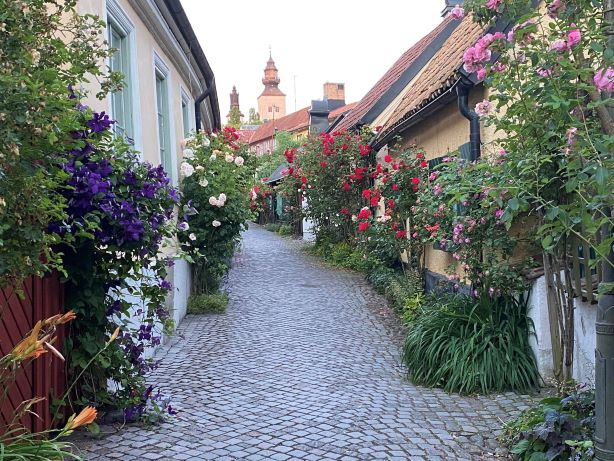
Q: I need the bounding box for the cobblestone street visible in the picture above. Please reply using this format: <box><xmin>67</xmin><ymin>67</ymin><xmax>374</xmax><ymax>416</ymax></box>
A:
<box><xmin>78</xmin><ymin>226</ymin><xmax>532</xmax><ymax>460</ymax></box>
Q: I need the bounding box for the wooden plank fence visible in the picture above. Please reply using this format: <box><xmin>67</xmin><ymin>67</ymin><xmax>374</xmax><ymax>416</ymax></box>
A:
<box><xmin>570</xmin><ymin>236</ymin><xmax>602</xmax><ymax>303</ymax></box>
<box><xmin>0</xmin><ymin>273</ymin><xmax>66</xmax><ymax>433</ymax></box>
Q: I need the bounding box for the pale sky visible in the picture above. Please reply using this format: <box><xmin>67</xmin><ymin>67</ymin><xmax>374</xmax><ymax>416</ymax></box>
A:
<box><xmin>182</xmin><ymin>1</ymin><xmax>445</xmax><ymax>121</ymax></box>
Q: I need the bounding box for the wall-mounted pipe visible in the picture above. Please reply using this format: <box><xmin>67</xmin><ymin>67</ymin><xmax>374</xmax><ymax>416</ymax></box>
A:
<box><xmin>457</xmin><ymin>78</ymin><xmax>481</xmax><ymax>160</ymax></box>
<box><xmin>195</xmin><ymin>76</ymin><xmax>215</xmax><ymax>131</ymax></box>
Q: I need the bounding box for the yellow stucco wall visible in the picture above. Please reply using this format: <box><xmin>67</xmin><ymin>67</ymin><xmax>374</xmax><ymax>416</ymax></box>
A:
<box><xmin>77</xmin><ymin>0</ymin><xmax>203</xmax><ymax>186</ymax></box>
<box><xmin>394</xmin><ymin>87</ymin><xmax>491</xmax><ymax>276</ymax></box>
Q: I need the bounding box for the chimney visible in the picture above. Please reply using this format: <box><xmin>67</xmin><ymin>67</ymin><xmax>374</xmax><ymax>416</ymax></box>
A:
<box><xmin>323</xmin><ymin>82</ymin><xmax>345</xmax><ymax>111</ymax></box>
<box><xmin>442</xmin><ymin>0</ymin><xmax>463</xmax><ymax>17</ymax></box>
<box><xmin>309</xmin><ymin>100</ymin><xmax>330</xmax><ymax>134</ymax></box>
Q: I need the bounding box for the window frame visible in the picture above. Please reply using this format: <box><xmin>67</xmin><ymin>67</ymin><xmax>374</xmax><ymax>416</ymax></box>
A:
<box><xmin>153</xmin><ymin>53</ymin><xmax>176</xmax><ymax>185</ymax></box>
<box><xmin>106</xmin><ymin>0</ymin><xmax>142</xmax><ymax>152</ymax></box>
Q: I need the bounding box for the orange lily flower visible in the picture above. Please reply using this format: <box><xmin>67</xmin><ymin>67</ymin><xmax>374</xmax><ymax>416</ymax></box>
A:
<box><xmin>65</xmin><ymin>406</ymin><xmax>97</xmax><ymax>431</ymax></box>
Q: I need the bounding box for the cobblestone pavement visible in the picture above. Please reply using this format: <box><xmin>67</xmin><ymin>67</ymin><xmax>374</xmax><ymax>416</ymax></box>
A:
<box><xmin>77</xmin><ymin>226</ymin><xmax>533</xmax><ymax>460</ymax></box>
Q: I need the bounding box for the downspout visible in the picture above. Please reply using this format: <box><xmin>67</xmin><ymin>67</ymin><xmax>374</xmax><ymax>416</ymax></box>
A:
<box><xmin>195</xmin><ymin>76</ymin><xmax>215</xmax><ymax>131</ymax></box>
<box><xmin>456</xmin><ymin>77</ymin><xmax>481</xmax><ymax>160</ymax></box>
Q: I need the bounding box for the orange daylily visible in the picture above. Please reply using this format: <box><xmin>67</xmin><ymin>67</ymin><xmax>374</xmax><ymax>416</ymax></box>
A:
<box><xmin>65</xmin><ymin>406</ymin><xmax>97</xmax><ymax>431</ymax></box>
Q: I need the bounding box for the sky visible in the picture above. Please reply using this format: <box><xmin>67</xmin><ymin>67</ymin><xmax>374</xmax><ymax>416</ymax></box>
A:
<box><xmin>182</xmin><ymin>1</ymin><xmax>445</xmax><ymax>122</ymax></box>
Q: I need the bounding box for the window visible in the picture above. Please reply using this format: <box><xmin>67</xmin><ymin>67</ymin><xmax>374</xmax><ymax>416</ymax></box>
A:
<box><xmin>181</xmin><ymin>98</ymin><xmax>191</xmax><ymax>138</ymax></box>
<box><xmin>268</xmin><ymin>106</ymin><xmax>272</xmax><ymax>113</ymax></box>
<box><xmin>275</xmin><ymin>106</ymin><xmax>279</xmax><ymax>113</ymax></box>
<box><xmin>107</xmin><ymin>11</ymin><xmax>134</xmax><ymax>141</ymax></box>
<box><xmin>155</xmin><ymin>70</ymin><xmax>172</xmax><ymax>177</ymax></box>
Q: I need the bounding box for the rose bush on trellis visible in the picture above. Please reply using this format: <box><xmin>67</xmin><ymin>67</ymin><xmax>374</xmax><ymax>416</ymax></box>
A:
<box><xmin>460</xmin><ymin>0</ymin><xmax>614</xmax><ymax>380</ymax></box>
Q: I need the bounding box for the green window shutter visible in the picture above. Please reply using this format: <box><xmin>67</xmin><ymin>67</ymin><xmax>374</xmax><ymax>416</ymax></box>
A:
<box><xmin>156</xmin><ymin>72</ymin><xmax>172</xmax><ymax>177</ymax></box>
<box><xmin>458</xmin><ymin>142</ymin><xmax>472</xmax><ymax>162</ymax></box>
<box><xmin>428</xmin><ymin>156</ymin><xmax>445</xmax><ymax>170</ymax></box>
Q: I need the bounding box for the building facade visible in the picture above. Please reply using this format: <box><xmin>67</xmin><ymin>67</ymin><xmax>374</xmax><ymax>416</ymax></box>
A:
<box><xmin>257</xmin><ymin>53</ymin><xmax>286</xmax><ymax>123</ymax></box>
<box><xmin>77</xmin><ymin>0</ymin><xmax>220</xmax><ymax>329</ymax></box>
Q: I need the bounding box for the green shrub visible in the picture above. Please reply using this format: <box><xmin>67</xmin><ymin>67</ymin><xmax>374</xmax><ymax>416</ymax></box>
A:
<box><xmin>264</xmin><ymin>223</ymin><xmax>282</xmax><ymax>233</ymax></box>
<box><xmin>277</xmin><ymin>224</ymin><xmax>293</xmax><ymax>236</ymax></box>
<box><xmin>402</xmin><ymin>291</ymin><xmax>539</xmax><ymax>394</ymax></box>
<box><xmin>500</xmin><ymin>388</ymin><xmax>595</xmax><ymax>460</ymax></box>
<box><xmin>187</xmin><ymin>293</ymin><xmax>229</xmax><ymax>314</ymax></box>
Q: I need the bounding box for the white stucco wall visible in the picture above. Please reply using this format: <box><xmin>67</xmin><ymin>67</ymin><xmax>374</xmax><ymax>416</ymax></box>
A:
<box><xmin>528</xmin><ymin>275</ymin><xmax>597</xmax><ymax>385</ymax></box>
<box><xmin>171</xmin><ymin>258</ymin><xmax>191</xmax><ymax>327</ymax></box>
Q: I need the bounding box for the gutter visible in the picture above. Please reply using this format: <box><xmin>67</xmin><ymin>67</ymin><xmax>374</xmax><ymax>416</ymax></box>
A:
<box><xmin>162</xmin><ymin>0</ymin><xmax>221</xmax><ymax>130</ymax></box>
<box><xmin>195</xmin><ymin>76</ymin><xmax>215</xmax><ymax>131</ymax></box>
<box><xmin>372</xmin><ymin>82</ymin><xmax>459</xmax><ymax>151</ymax></box>
<box><xmin>456</xmin><ymin>76</ymin><xmax>481</xmax><ymax>160</ymax></box>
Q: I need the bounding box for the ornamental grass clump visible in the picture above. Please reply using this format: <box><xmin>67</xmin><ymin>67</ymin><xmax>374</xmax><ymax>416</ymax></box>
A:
<box><xmin>402</xmin><ymin>291</ymin><xmax>539</xmax><ymax>394</ymax></box>
<box><xmin>187</xmin><ymin>292</ymin><xmax>229</xmax><ymax>314</ymax></box>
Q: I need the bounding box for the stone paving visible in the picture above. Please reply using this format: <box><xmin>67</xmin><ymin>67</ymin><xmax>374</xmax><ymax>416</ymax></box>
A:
<box><xmin>77</xmin><ymin>226</ymin><xmax>533</xmax><ymax>460</ymax></box>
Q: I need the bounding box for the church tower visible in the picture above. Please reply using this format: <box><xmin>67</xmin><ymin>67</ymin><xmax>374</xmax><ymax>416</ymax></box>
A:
<box><xmin>257</xmin><ymin>51</ymin><xmax>286</xmax><ymax>123</ymax></box>
<box><xmin>227</xmin><ymin>85</ymin><xmax>243</xmax><ymax>126</ymax></box>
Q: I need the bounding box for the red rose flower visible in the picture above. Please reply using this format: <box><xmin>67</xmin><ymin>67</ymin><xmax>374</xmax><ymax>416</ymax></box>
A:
<box><xmin>320</xmin><ymin>161</ymin><xmax>328</xmax><ymax>168</ymax></box>
<box><xmin>411</xmin><ymin>177</ymin><xmax>421</xmax><ymax>185</ymax></box>
<box><xmin>342</xmin><ymin>181</ymin><xmax>351</xmax><ymax>191</ymax></box>
<box><xmin>358</xmin><ymin>221</ymin><xmax>369</xmax><ymax>232</ymax></box>
<box><xmin>416</xmin><ymin>152</ymin><xmax>424</xmax><ymax>159</ymax></box>
<box><xmin>358</xmin><ymin>208</ymin><xmax>371</xmax><ymax>220</ymax></box>
<box><xmin>420</xmin><ymin>161</ymin><xmax>428</xmax><ymax>168</ymax></box>
<box><xmin>362</xmin><ymin>189</ymin><xmax>372</xmax><ymax>199</ymax></box>
<box><xmin>301</xmin><ymin>176</ymin><xmax>308</xmax><ymax>184</ymax></box>
<box><xmin>342</xmin><ymin>143</ymin><xmax>349</xmax><ymax>150</ymax></box>
<box><xmin>392</xmin><ymin>163</ymin><xmax>399</xmax><ymax>171</ymax></box>
<box><xmin>370</xmin><ymin>197</ymin><xmax>379</xmax><ymax>206</ymax></box>
<box><xmin>387</xmin><ymin>199</ymin><xmax>395</xmax><ymax>208</ymax></box>
<box><xmin>396</xmin><ymin>230</ymin><xmax>407</xmax><ymax>239</ymax></box>
<box><xmin>392</xmin><ymin>184</ymin><xmax>398</xmax><ymax>191</ymax></box>
<box><xmin>384</xmin><ymin>154</ymin><xmax>392</xmax><ymax>163</ymax></box>
<box><xmin>359</xmin><ymin>144</ymin><xmax>371</xmax><ymax>157</ymax></box>
<box><xmin>340</xmin><ymin>207</ymin><xmax>350</xmax><ymax>215</ymax></box>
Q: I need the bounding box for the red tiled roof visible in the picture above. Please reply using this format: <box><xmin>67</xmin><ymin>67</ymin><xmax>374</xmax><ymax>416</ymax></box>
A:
<box><xmin>237</xmin><ymin>129</ymin><xmax>256</xmax><ymax>143</ymax></box>
<box><xmin>248</xmin><ymin>107</ymin><xmax>310</xmax><ymax>145</ymax></box>
<box><xmin>382</xmin><ymin>16</ymin><xmax>485</xmax><ymax>134</ymax></box>
<box><xmin>336</xmin><ymin>16</ymin><xmax>455</xmax><ymax>133</ymax></box>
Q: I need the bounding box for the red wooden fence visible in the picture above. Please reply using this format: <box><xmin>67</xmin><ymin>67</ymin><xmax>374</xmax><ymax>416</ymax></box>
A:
<box><xmin>0</xmin><ymin>273</ymin><xmax>66</xmax><ymax>433</ymax></box>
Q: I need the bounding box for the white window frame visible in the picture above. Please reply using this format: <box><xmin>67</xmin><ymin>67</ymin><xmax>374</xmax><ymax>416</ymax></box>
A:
<box><xmin>180</xmin><ymin>87</ymin><xmax>194</xmax><ymax>138</ymax></box>
<box><xmin>153</xmin><ymin>52</ymin><xmax>176</xmax><ymax>185</ymax></box>
<box><xmin>105</xmin><ymin>0</ymin><xmax>142</xmax><ymax>153</ymax></box>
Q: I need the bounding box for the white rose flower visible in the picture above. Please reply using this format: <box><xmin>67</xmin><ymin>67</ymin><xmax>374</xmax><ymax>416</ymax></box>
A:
<box><xmin>234</xmin><ymin>156</ymin><xmax>244</xmax><ymax>166</ymax></box>
<box><xmin>180</xmin><ymin>162</ymin><xmax>194</xmax><ymax>177</ymax></box>
<box><xmin>188</xmin><ymin>233</ymin><xmax>196</xmax><ymax>241</ymax></box>
<box><xmin>212</xmin><ymin>220</ymin><xmax>221</xmax><ymax>227</ymax></box>
<box><xmin>213</xmin><ymin>149</ymin><xmax>222</xmax><ymax>156</ymax></box>
<box><xmin>202</xmin><ymin>137</ymin><xmax>211</xmax><ymax>147</ymax></box>
<box><xmin>218</xmin><ymin>193</ymin><xmax>227</xmax><ymax>203</ymax></box>
<box><xmin>183</xmin><ymin>148</ymin><xmax>194</xmax><ymax>159</ymax></box>
<box><xmin>199</xmin><ymin>178</ymin><xmax>209</xmax><ymax>187</ymax></box>
<box><xmin>225</xmin><ymin>154</ymin><xmax>234</xmax><ymax>163</ymax></box>
<box><xmin>178</xmin><ymin>222</ymin><xmax>189</xmax><ymax>231</ymax></box>
<box><xmin>195</xmin><ymin>165</ymin><xmax>205</xmax><ymax>171</ymax></box>
<box><xmin>209</xmin><ymin>154</ymin><xmax>216</xmax><ymax>161</ymax></box>
<box><xmin>209</xmin><ymin>196</ymin><xmax>218</xmax><ymax>206</ymax></box>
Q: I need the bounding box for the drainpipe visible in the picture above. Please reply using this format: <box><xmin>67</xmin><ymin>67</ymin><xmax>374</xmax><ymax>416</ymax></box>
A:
<box><xmin>595</xmin><ymin>1</ymin><xmax>614</xmax><ymax>459</ymax></box>
<box><xmin>195</xmin><ymin>76</ymin><xmax>215</xmax><ymax>131</ymax></box>
<box><xmin>456</xmin><ymin>78</ymin><xmax>481</xmax><ymax>160</ymax></box>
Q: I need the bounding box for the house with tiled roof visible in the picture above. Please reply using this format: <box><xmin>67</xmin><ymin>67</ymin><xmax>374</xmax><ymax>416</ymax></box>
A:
<box><xmin>358</xmin><ymin>0</ymin><xmax>594</xmax><ymax>385</ymax></box>
<box><xmin>249</xmin><ymin>84</ymin><xmax>355</xmax><ymax>156</ymax></box>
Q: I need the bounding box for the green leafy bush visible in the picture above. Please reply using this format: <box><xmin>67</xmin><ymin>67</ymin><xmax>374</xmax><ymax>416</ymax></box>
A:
<box><xmin>402</xmin><ymin>291</ymin><xmax>539</xmax><ymax>394</ymax></box>
<box><xmin>264</xmin><ymin>223</ymin><xmax>281</xmax><ymax>233</ymax></box>
<box><xmin>277</xmin><ymin>224</ymin><xmax>293</xmax><ymax>236</ymax></box>
<box><xmin>501</xmin><ymin>388</ymin><xmax>595</xmax><ymax>460</ymax></box>
<box><xmin>187</xmin><ymin>292</ymin><xmax>229</xmax><ymax>314</ymax></box>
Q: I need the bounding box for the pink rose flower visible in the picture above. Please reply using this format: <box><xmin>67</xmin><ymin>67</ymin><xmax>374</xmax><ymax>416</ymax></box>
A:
<box><xmin>451</xmin><ymin>4</ymin><xmax>465</xmax><ymax>20</ymax></box>
<box><xmin>486</xmin><ymin>0</ymin><xmax>503</xmax><ymax>10</ymax></box>
<box><xmin>567</xmin><ymin>27</ymin><xmax>581</xmax><ymax>48</ymax></box>
<box><xmin>474</xmin><ymin>99</ymin><xmax>493</xmax><ymax>117</ymax></box>
<box><xmin>594</xmin><ymin>67</ymin><xmax>614</xmax><ymax>92</ymax></box>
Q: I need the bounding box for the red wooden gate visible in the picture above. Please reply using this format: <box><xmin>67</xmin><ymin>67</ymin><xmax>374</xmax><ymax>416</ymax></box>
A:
<box><xmin>0</xmin><ymin>273</ymin><xmax>66</xmax><ymax>433</ymax></box>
